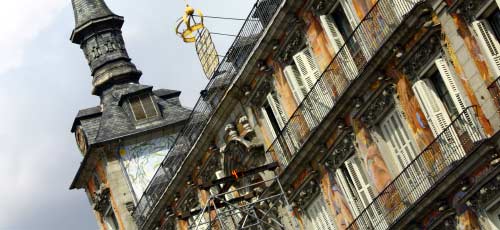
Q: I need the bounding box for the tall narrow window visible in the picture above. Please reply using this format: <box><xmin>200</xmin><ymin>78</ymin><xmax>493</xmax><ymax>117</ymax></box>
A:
<box><xmin>305</xmin><ymin>193</ymin><xmax>337</xmax><ymax>230</ymax></box>
<box><xmin>128</xmin><ymin>94</ymin><xmax>159</xmax><ymax>121</ymax></box>
<box><xmin>104</xmin><ymin>205</ymin><xmax>119</xmax><ymax>230</ymax></box>
<box><xmin>472</xmin><ymin>11</ymin><xmax>500</xmax><ymax>77</ymax></box>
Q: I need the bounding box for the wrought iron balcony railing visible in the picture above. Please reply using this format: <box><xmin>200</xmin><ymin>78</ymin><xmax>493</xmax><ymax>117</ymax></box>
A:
<box><xmin>347</xmin><ymin>106</ymin><xmax>486</xmax><ymax>230</ymax></box>
<box><xmin>133</xmin><ymin>0</ymin><xmax>283</xmax><ymax>227</ymax></box>
<box><xmin>267</xmin><ymin>0</ymin><xmax>425</xmax><ymax>168</ymax></box>
<box><xmin>487</xmin><ymin>76</ymin><xmax>500</xmax><ymax>113</ymax></box>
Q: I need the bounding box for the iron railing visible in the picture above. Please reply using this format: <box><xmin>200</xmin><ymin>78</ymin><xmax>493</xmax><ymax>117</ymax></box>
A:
<box><xmin>347</xmin><ymin>106</ymin><xmax>486</xmax><ymax>230</ymax></box>
<box><xmin>487</xmin><ymin>76</ymin><xmax>500</xmax><ymax>113</ymax></box>
<box><xmin>266</xmin><ymin>0</ymin><xmax>424</xmax><ymax>168</ymax></box>
<box><xmin>133</xmin><ymin>0</ymin><xmax>283</xmax><ymax>227</ymax></box>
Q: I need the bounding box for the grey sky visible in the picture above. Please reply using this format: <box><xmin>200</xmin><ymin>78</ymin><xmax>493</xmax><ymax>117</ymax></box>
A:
<box><xmin>0</xmin><ymin>0</ymin><xmax>254</xmax><ymax>229</ymax></box>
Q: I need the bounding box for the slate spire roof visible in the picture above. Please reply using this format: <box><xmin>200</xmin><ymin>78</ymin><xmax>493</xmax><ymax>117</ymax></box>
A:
<box><xmin>71</xmin><ymin>0</ymin><xmax>117</xmax><ymax>29</ymax></box>
<box><xmin>69</xmin><ymin>0</ymin><xmax>192</xmax><ymax>189</ymax></box>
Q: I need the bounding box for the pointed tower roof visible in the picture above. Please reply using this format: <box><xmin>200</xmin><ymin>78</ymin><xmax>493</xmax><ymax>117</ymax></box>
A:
<box><xmin>70</xmin><ymin>0</ymin><xmax>142</xmax><ymax>95</ymax></box>
<box><xmin>70</xmin><ymin>0</ymin><xmax>124</xmax><ymax>43</ymax></box>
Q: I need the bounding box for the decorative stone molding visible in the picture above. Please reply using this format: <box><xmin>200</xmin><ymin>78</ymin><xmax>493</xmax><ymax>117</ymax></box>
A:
<box><xmin>92</xmin><ymin>183</ymin><xmax>111</xmax><ymax>213</ymax></box>
<box><xmin>324</xmin><ymin>130</ymin><xmax>355</xmax><ymax>171</ymax></box>
<box><xmin>249</xmin><ymin>76</ymin><xmax>274</xmax><ymax>107</ymax></box>
<box><xmin>449</xmin><ymin>0</ymin><xmax>482</xmax><ymax>23</ymax></box>
<box><xmin>359</xmin><ymin>85</ymin><xmax>396</xmax><ymax>127</ymax></box>
<box><xmin>176</xmin><ymin>187</ymin><xmax>200</xmax><ymax>218</ymax></box>
<box><xmin>289</xmin><ymin>173</ymin><xmax>320</xmax><ymax>211</ymax></box>
<box><xmin>126</xmin><ymin>201</ymin><xmax>135</xmax><ymax>215</ymax></box>
<box><xmin>199</xmin><ymin>146</ymin><xmax>222</xmax><ymax>184</ymax></box>
<box><xmin>220</xmin><ymin>115</ymin><xmax>265</xmax><ymax>174</ymax></box>
<box><xmin>400</xmin><ymin>33</ymin><xmax>441</xmax><ymax>82</ymax></box>
<box><xmin>275</xmin><ymin>24</ymin><xmax>306</xmax><ymax>65</ymax></box>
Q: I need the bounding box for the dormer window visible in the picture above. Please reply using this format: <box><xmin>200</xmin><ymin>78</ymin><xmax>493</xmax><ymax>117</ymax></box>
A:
<box><xmin>128</xmin><ymin>94</ymin><xmax>158</xmax><ymax>121</ymax></box>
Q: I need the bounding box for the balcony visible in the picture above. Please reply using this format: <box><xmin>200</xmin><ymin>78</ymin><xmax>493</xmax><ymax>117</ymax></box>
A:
<box><xmin>267</xmin><ymin>0</ymin><xmax>428</xmax><ymax>169</ymax></box>
<box><xmin>347</xmin><ymin>106</ymin><xmax>487</xmax><ymax>230</ymax></box>
<box><xmin>488</xmin><ymin>76</ymin><xmax>500</xmax><ymax>114</ymax></box>
<box><xmin>132</xmin><ymin>0</ymin><xmax>283</xmax><ymax>227</ymax></box>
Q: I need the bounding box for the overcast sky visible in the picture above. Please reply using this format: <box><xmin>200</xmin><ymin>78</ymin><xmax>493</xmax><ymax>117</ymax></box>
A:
<box><xmin>0</xmin><ymin>0</ymin><xmax>254</xmax><ymax>229</ymax></box>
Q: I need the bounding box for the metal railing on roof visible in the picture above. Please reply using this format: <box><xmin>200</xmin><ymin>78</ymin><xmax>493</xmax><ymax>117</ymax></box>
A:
<box><xmin>133</xmin><ymin>0</ymin><xmax>283</xmax><ymax>227</ymax></box>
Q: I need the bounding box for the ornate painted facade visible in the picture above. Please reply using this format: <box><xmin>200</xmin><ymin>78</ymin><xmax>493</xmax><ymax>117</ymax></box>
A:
<box><xmin>69</xmin><ymin>0</ymin><xmax>500</xmax><ymax>229</ymax></box>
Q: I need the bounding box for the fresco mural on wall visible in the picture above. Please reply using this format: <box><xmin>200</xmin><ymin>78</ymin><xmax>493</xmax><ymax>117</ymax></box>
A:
<box><xmin>453</xmin><ymin>191</ymin><xmax>482</xmax><ymax>230</ymax></box>
<box><xmin>353</xmin><ymin>119</ymin><xmax>392</xmax><ymax>192</ymax></box>
<box><xmin>441</xmin><ymin>28</ymin><xmax>493</xmax><ymax>135</ymax></box>
<box><xmin>320</xmin><ymin>166</ymin><xmax>355</xmax><ymax>230</ymax></box>
<box><xmin>119</xmin><ymin>135</ymin><xmax>176</xmax><ymax>199</ymax></box>
<box><xmin>351</xmin><ymin>0</ymin><xmax>376</xmax><ymax>20</ymax></box>
<box><xmin>387</xmin><ymin>65</ymin><xmax>436</xmax><ymax>150</ymax></box>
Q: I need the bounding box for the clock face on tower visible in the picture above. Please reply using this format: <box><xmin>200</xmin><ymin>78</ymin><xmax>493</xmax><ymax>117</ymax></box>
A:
<box><xmin>75</xmin><ymin>126</ymin><xmax>88</xmax><ymax>155</ymax></box>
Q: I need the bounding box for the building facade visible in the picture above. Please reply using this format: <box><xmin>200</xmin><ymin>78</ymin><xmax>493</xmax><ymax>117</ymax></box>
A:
<box><xmin>70</xmin><ymin>0</ymin><xmax>500</xmax><ymax>229</ymax></box>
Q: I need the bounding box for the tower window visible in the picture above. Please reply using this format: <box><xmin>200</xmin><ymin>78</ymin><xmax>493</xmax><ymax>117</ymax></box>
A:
<box><xmin>128</xmin><ymin>94</ymin><xmax>158</xmax><ymax>121</ymax></box>
<box><xmin>104</xmin><ymin>205</ymin><xmax>119</xmax><ymax>230</ymax></box>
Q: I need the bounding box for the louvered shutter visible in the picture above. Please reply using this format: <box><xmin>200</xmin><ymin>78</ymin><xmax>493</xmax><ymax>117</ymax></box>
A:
<box><xmin>339</xmin><ymin>0</ymin><xmax>360</xmax><ymax>29</ymax></box>
<box><xmin>472</xmin><ymin>20</ymin><xmax>500</xmax><ymax>78</ymax></box>
<box><xmin>260</xmin><ymin>107</ymin><xmax>288</xmax><ymax>166</ymax></box>
<box><xmin>412</xmin><ymin>79</ymin><xmax>466</xmax><ymax>161</ymax></box>
<box><xmin>344</xmin><ymin>156</ymin><xmax>376</xmax><ymax>209</ymax></box>
<box><xmin>344</xmin><ymin>156</ymin><xmax>385</xmax><ymax>228</ymax></box>
<box><xmin>293</xmin><ymin>49</ymin><xmax>321</xmax><ymax>89</ymax></box>
<box><xmin>435</xmin><ymin>58</ymin><xmax>470</xmax><ymax>113</ymax></box>
<box><xmin>319</xmin><ymin>15</ymin><xmax>358</xmax><ymax>81</ymax></box>
<box><xmin>379</xmin><ymin>109</ymin><xmax>420</xmax><ymax>171</ymax></box>
<box><xmin>267</xmin><ymin>93</ymin><xmax>287</xmax><ymax>129</ymax></box>
<box><xmin>283</xmin><ymin>65</ymin><xmax>307</xmax><ymax>104</ymax></box>
<box><xmin>267</xmin><ymin>92</ymin><xmax>301</xmax><ymax>155</ymax></box>
<box><xmin>391</xmin><ymin>0</ymin><xmax>415</xmax><ymax>21</ymax></box>
<box><xmin>335</xmin><ymin>169</ymin><xmax>363</xmax><ymax>216</ymax></box>
<box><xmin>412</xmin><ymin>79</ymin><xmax>453</xmax><ymax>136</ymax></box>
<box><xmin>379</xmin><ymin>109</ymin><xmax>429</xmax><ymax>203</ymax></box>
<box><xmin>305</xmin><ymin>194</ymin><xmax>337</xmax><ymax>230</ymax></box>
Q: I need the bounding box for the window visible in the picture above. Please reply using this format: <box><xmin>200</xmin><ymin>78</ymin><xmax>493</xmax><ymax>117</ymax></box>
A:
<box><xmin>412</xmin><ymin>58</ymin><xmax>470</xmax><ymax>136</ymax></box>
<box><xmin>92</xmin><ymin>171</ymin><xmax>102</xmax><ymax>189</ymax></box>
<box><xmin>104</xmin><ymin>205</ymin><xmax>119</xmax><ymax>230</ymax></box>
<box><xmin>429</xmin><ymin>70</ymin><xmax>459</xmax><ymax>119</ymax></box>
<box><xmin>262</xmin><ymin>101</ymin><xmax>281</xmax><ymax>137</ymax></box>
<box><xmin>472</xmin><ymin>8</ymin><xmax>500</xmax><ymax>77</ymax></box>
<box><xmin>334</xmin><ymin>155</ymin><xmax>387</xmax><ymax>228</ymax></box>
<box><xmin>378</xmin><ymin>108</ymin><xmax>420</xmax><ymax>172</ymax></box>
<box><xmin>305</xmin><ymin>193</ymin><xmax>337</xmax><ymax>230</ymax></box>
<box><xmin>487</xmin><ymin>9</ymin><xmax>500</xmax><ymax>41</ymax></box>
<box><xmin>128</xmin><ymin>94</ymin><xmax>158</xmax><ymax>121</ymax></box>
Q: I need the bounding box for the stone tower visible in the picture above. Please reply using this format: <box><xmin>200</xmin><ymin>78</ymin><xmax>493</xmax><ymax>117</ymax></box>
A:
<box><xmin>69</xmin><ymin>1</ymin><xmax>191</xmax><ymax>229</ymax></box>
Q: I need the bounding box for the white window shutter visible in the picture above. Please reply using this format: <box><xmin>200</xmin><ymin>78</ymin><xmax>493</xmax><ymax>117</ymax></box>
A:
<box><xmin>319</xmin><ymin>15</ymin><xmax>345</xmax><ymax>53</ymax></box>
<box><xmin>412</xmin><ymin>79</ymin><xmax>453</xmax><ymax>137</ymax></box>
<box><xmin>344</xmin><ymin>156</ymin><xmax>376</xmax><ymax>209</ymax></box>
<box><xmin>319</xmin><ymin>15</ymin><xmax>358</xmax><ymax>81</ymax></box>
<box><xmin>379</xmin><ymin>109</ymin><xmax>420</xmax><ymax>171</ymax></box>
<box><xmin>266</xmin><ymin>93</ymin><xmax>287</xmax><ymax>129</ymax></box>
<box><xmin>435</xmin><ymin>58</ymin><xmax>470</xmax><ymax>113</ymax></box>
<box><xmin>293</xmin><ymin>49</ymin><xmax>321</xmax><ymax>89</ymax></box>
<box><xmin>472</xmin><ymin>20</ymin><xmax>500</xmax><ymax>78</ymax></box>
<box><xmin>339</xmin><ymin>0</ymin><xmax>360</xmax><ymax>29</ymax></box>
<box><xmin>335</xmin><ymin>169</ymin><xmax>363</xmax><ymax>216</ymax></box>
<box><xmin>283</xmin><ymin>65</ymin><xmax>307</xmax><ymax>103</ymax></box>
<box><xmin>305</xmin><ymin>194</ymin><xmax>337</xmax><ymax>230</ymax></box>
<box><xmin>293</xmin><ymin>49</ymin><xmax>331</xmax><ymax>128</ymax></box>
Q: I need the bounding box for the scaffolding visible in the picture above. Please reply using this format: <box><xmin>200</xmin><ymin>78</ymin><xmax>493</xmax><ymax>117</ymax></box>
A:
<box><xmin>185</xmin><ymin>164</ymin><xmax>298</xmax><ymax>230</ymax></box>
